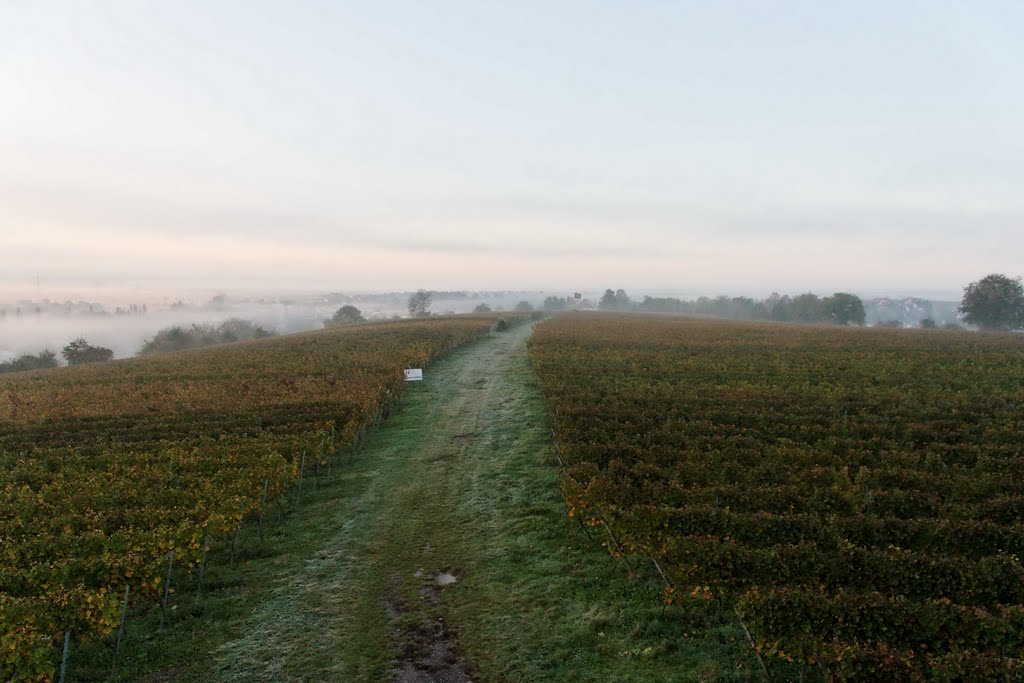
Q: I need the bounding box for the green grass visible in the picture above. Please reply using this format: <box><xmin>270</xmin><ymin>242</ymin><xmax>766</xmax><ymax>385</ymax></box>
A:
<box><xmin>71</xmin><ymin>323</ymin><xmax>759</xmax><ymax>682</ymax></box>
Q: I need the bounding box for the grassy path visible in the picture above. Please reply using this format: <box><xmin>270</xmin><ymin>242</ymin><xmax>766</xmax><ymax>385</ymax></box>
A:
<box><xmin>104</xmin><ymin>322</ymin><xmax>755</xmax><ymax>683</ymax></box>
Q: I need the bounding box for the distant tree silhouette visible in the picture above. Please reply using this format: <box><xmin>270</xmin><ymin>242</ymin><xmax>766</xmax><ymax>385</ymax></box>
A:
<box><xmin>790</xmin><ymin>293</ymin><xmax>824</xmax><ymax>322</ymax></box>
<box><xmin>62</xmin><ymin>338</ymin><xmax>113</xmax><ymax>365</ymax></box>
<box><xmin>140</xmin><ymin>319</ymin><xmax>273</xmax><ymax>354</ymax></box>
<box><xmin>408</xmin><ymin>290</ymin><xmax>432</xmax><ymax>318</ymax></box>
<box><xmin>599</xmin><ymin>288</ymin><xmax>632</xmax><ymax>311</ymax></box>
<box><xmin>823</xmin><ymin>293</ymin><xmax>866</xmax><ymax>326</ymax></box>
<box><xmin>0</xmin><ymin>350</ymin><xmax>59</xmax><ymax>374</ymax></box>
<box><xmin>324</xmin><ymin>305</ymin><xmax>365</xmax><ymax>327</ymax></box>
<box><xmin>959</xmin><ymin>274</ymin><xmax>1024</xmax><ymax>331</ymax></box>
<box><xmin>543</xmin><ymin>296</ymin><xmax>567</xmax><ymax>312</ymax></box>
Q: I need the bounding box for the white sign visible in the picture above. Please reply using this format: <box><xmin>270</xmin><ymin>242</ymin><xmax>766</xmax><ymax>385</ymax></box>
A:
<box><xmin>404</xmin><ymin>368</ymin><xmax>423</xmax><ymax>381</ymax></box>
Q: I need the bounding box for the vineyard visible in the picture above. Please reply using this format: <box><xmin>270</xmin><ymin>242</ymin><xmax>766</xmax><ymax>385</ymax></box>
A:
<box><xmin>529</xmin><ymin>313</ymin><xmax>1024</xmax><ymax>680</ymax></box>
<box><xmin>0</xmin><ymin>316</ymin><xmax>505</xmax><ymax>682</ymax></box>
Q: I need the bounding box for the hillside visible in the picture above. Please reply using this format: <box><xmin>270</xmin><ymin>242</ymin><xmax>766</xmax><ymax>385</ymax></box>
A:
<box><xmin>0</xmin><ymin>316</ymin><xmax>502</xmax><ymax>682</ymax></box>
<box><xmin>4</xmin><ymin>313</ymin><xmax>1024</xmax><ymax>681</ymax></box>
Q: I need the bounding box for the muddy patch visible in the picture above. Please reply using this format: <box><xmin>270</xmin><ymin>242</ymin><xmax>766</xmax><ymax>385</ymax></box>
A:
<box><xmin>387</xmin><ymin>569</ymin><xmax>470</xmax><ymax>683</ymax></box>
<box><xmin>386</xmin><ymin>598</ymin><xmax>472</xmax><ymax>683</ymax></box>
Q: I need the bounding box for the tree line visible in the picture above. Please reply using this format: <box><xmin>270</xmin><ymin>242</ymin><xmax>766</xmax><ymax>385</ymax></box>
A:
<box><xmin>593</xmin><ymin>273</ymin><xmax>1024</xmax><ymax>331</ymax></box>
<box><xmin>139</xmin><ymin>319</ymin><xmax>274</xmax><ymax>354</ymax></box>
<box><xmin>0</xmin><ymin>338</ymin><xmax>113</xmax><ymax>374</ymax></box>
<box><xmin>0</xmin><ymin>320</ymin><xmax>275</xmax><ymax>374</ymax></box>
<box><xmin>598</xmin><ymin>288</ymin><xmax>870</xmax><ymax>325</ymax></box>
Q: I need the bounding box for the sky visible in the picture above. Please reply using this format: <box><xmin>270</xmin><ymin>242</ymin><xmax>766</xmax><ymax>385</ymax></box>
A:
<box><xmin>2</xmin><ymin>1</ymin><xmax>1024</xmax><ymax>299</ymax></box>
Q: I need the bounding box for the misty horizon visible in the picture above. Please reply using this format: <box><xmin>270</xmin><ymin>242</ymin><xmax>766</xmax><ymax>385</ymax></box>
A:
<box><xmin>0</xmin><ymin>283</ymin><xmax>964</xmax><ymax>362</ymax></box>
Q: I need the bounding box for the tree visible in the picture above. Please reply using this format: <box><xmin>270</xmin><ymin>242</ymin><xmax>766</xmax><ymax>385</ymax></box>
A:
<box><xmin>514</xmin><ymin>301</ymin><xmax>534</xmax><ymax>312</ymax></box>
<box><xmin>638</xmin><ymin>296</ymin><xmax>685</xmax><ymax>314</ymax></box>
<box><xmin>140</xmin><ymin>319</ymin><xmax>273</xmax><ymax>354</ymax></box>
<box><xmin>543</xmin><ymin>296</ymin><xmax>567</xmax><ymax>312</ymax></box>
<box><xmin>473</xmin><ymin>303</ymin><xmax>493</xmax><ymax>313</ymax></box>
<box><xmin>823</xmin><ymin>292</ymin><xmax>866</xmax><ymax>326</ymax></box>
<box><xmin>919</xmin><ymin>318</ymin><xmax>936</xmax><ymax>329</ymax></box>
<box><xmin>770</xmin><ymin>294</ymin><xmax>793</xmax><ymax>322</ymax></box>
<box><xmin>324</xmin><ymin>305</ymin><xmax>365</xmax><ymax>327</ymax></box>
<box><xmin>599</xmin><ymin>288</ymin><xmax>631</xmax><ymax>311</ymax></box>
<box><xmin>407</xmin><ymin>290</ymin><xmax>432</xmax><ymax>318</ymax></box>
<box><xmin>959</xmin><ymin>274</ymin><xmax>1024</xmax><ymax>331</ymax></box>
<box><xmin>140</xmin><ymin>326</ymin><xmax>190</xmax><ymax>354</ymax></box>
<box><xmin>218</xmin><ymin>318</ymin><xmax>275</xmax><ymax>341</ymax></box>
<box><xmin>790</xmin><ymin>293</ymin><xmax>825</xmax><ymax>323</ymax></box>
<box><xmin>62</xmin><ymin>338</ymin><xmax>113</xmax><ymax>365</ymax></box>
<box><xmin>37</xmin><ymin>349</ymin><xmax>59</xmax><ymax>368</ymax></box>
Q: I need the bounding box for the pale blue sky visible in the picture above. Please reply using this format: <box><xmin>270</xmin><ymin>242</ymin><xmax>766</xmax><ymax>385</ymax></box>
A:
<box><xmin>2</xmin><ymin>1</ymin><xmax>1023</xmax><ymax>297</ymax></box>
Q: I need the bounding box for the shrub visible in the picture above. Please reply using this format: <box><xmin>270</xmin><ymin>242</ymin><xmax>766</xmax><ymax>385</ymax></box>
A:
<box><xmin>0</xmin><ymin>351</ymin><xmax>59</xmax><ymax>374</ymax></box>
<box><xmin>62</xmin><ymin>338</ymin><xmax>113</xmax><ymax>365</ymax></box>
